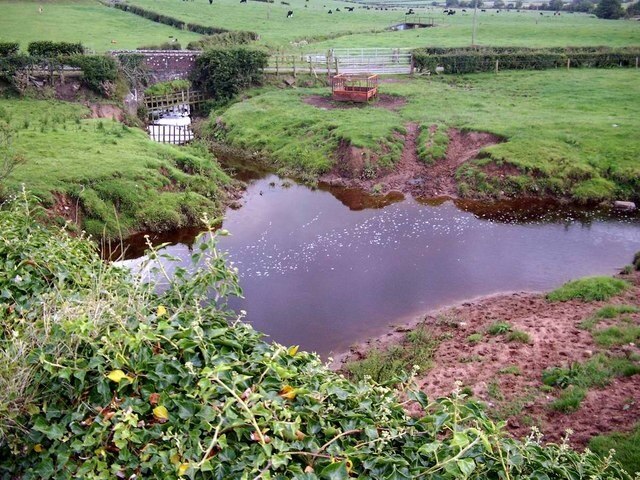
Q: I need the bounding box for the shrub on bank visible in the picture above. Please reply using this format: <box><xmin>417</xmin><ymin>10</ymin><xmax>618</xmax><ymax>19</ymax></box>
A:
<box><xmin>192</xmin><ymin>48</ymin><xmax>268</xmax><ymax>102</ymax></box>
<box><xmin>0</xmin><ymin>42</ymin><xmax>20</xmax><ymax>57</ymax></box>
<box><xmin>186</xmin><ymin>31</ymin><xmax>259</xmax><ymax>50</ymax></box>
<box><xmin>0</xmin><ymin>197</ymin><xmax>634</xmax><ymax>479</ymax></box>
<box><xmin>65</xmin><ymin>54</ymin><xmax>118</xmax><ymax>96</ymax></box>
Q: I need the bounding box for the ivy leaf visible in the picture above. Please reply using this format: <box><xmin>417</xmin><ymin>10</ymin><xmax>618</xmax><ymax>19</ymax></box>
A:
<box><xmin>457</xmin><ymin>458</ymin><xmax>476</xmax><ymax>478</ymax></box>
<box><xmin>153</xmin><ymin>405</ymin><xmax>169</xmax><ymax>422</ymax></box>
<box><xmin>320</xmin><ymin>461</ymin><xmax>349</xmax><ymax>480</ymax></box>
<box><xmin>107</xmin><ymin>369</ymin><xmax>132</xmax><ymax>383</ymax></box>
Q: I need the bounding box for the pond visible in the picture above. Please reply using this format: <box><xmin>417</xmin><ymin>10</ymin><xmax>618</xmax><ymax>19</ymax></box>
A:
<box><xmin>118</xmin><ymin>171</ymin><xmax>640</xmax><ymax>358</ymax></box>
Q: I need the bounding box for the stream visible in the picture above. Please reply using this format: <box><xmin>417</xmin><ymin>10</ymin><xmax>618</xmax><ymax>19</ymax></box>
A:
<box><xmin>117</xmin><ymin>169</ymin><xmax>640</xmax><ymax>358</ymax></box>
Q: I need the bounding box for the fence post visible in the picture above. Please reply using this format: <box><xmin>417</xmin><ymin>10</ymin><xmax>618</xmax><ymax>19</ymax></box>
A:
<box><xmin>293</xmin><ymin>56</ymin><xmax>296</xmax><ymax>78</ymax></box>
<box><xmin>335</xmin><ymin>57</ymin><xmax>339</xmax><ymax>75</ymax></box>
<box><xmin>567</xmin><ymin>58</ymin><xmax>570</xmax><ymax>70</ymax></box>
<box><xmin>495</xmin><ymin>59</ymin><xmax>499</xmax><ymax>74</ymax></box>
<box><xmin>636</xmin><ymin>57</ymin><xmax>639</xmax><ymax>69</ymax></box>
<box><xmin>275</xmin><ymin>55</ymin><xmax>279</xmax><ymax>76</ymax></box>
<box><xmin>410</xmin><ymin>54</ymin><xmax>415</xmax><ymax>75</ymax></box>
<box><xmin>326</xmin><ymin>50</ymin><xmax>331</xmax><ymax>77</ymax></box>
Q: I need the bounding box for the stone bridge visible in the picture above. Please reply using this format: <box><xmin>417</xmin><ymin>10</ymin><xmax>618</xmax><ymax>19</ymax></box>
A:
<box><xmin>111</xmin><ymin>50</ymin><xmax>202</xmax><ymax>83</ymax></box>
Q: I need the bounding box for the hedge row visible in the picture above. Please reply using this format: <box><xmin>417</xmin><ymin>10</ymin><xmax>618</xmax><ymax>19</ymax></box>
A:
<box><xmin>0</xmin><ymin>42</ymin><xmax>20</xmax><ymax>57</ymax></box>
<box><xmin>113</xmin><ymin>3</ymin><xmax>255</xmax><ymax>37</ymax></box>
<box><xmin>0</xmin><ymin>54</ymin><xmax>117</xmax><ymax>95</ymax></box>
<box><xmin>186</xmin><ymin>31</ymin><xmax>259</xmax><ymax>50</ymax></box>
<box><xmin>27</xmin><ymin>41</ymin><xmax>84</xmax><ymax>57</ymax></box>
<box><xmin>412</xmin><ymin>46</ymin><xmax>640</xmax><ymax>74</ymax></box>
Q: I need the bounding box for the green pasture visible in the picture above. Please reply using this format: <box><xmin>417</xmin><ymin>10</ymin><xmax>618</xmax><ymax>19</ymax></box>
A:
<box><xmin>0</xmin><ymin>0</ymin><xmax>202</xmax><ymax>52</ymax></box>
<box><xmin>126</xmin><ymin>0</ymin><xmax>640</xmax><ymax>49</ymax></box>
<box><xmin>0</xmin><ymin>99</ymin><xmax>230</xmax><ymax>237</ymax></box>
<box><xmin>214</xmin><ymin>68</ymin><xmax>640</xmax><ymax>201</ymax></box>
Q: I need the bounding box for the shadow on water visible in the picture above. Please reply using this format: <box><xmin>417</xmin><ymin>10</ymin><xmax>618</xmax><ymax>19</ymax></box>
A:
<box><xmin>105</xmin><ymin>156</ymin><xmax>640</xmax><ymax>358</ymax></box>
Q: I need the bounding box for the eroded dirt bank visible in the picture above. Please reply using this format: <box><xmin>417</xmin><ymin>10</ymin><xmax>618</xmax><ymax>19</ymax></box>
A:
<box><xmin>320</xmin><ymin>123</ymin><xmax>503</xmax><ymax>199</ymax></box>
<box><xmin>333</xmin><ymin>270</ymin><xmax>640</xmax><ymax>448</ymax></box>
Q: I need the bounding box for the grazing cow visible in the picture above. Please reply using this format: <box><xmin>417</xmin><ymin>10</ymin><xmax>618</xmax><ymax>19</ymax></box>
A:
<box><xmin>336</xmin><ymin>7</ymin><xmax>340</xmax><ymax>11</ymax></box>
<box><xmin>346</xmin><ymin>6</ymin><xmax>354</xmax><ymax>11</ymax></box>
<box><xmin>481</xmin><ymin>8</ymin><xmax>486</xmax><ymax>11</ymax></box>
<box><xmin>209</xmin><ymin>0</ymin><xmax>213</xmax><ymax>4</ymax></box>
<box><xmin>447</xmin><ymin>9</ymin><xmax>455</xmax><ymax>14</ymax></box>
<box><xmin>496</xmin><ymin>9</ymin><xmax>500</xmax><ymax>12</ymax></box>
<box><xmin>287</xmin><ymin>10</ymin><xmax>293</xmax><ymax>17</ymax></box>
<box><xmin>240</xmin><ymin>0</ymin><xmax>246</xmax><ymax>3</ymax></box>
<box><xmin>539</xmin><ymin>11</ymin><xmax>543</xmax><ymax>15</ymax></box>
<box><xmin>328</xmin><ymin>9</ymin><xmax>332</xmax><ymax>13</ymax></box>
<box><xmin>462</xmin><ymin>8</ymin><xmax>467</xmax><ymax>12</ymax></box>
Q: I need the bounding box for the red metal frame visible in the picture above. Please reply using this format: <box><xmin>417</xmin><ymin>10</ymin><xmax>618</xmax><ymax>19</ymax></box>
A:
<box><xmin>331</xmin><ymin>74</ymin><xmax>379</xmax><ymax>103</ymax></box>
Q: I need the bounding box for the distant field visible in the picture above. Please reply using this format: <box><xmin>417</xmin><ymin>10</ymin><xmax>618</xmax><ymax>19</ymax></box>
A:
<box><xmin>0</xmin><ymin>0</ymin><xmax>202</xmax><ymax>52</ymax></box>
<box><xmin>126</xmin><ymin>0</ymin><xmax>640</xmax><ymax>49</ymax></box>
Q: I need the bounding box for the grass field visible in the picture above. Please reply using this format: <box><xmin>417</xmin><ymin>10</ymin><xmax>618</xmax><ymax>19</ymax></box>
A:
<box><xmin>126</xmin><ymin>0</ymin><xmax>640</xmax><ymax>49</ymax></box>
<box><xmin>0</xmin><ymin>0</ymin><xmax>202</xmax><ymax>52</ymax></box>
<box><xmin>213</xmin><ymin>68</ymin><xmax>640</xmax><ymax>201</ymax></box>
<box><xmin>0</xmin><ymin>99</ymin><xmax>230</xmax><ymax>237</ymax></box>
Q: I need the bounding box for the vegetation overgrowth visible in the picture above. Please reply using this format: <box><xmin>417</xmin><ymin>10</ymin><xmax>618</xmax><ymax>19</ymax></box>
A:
<box><xmin>211</xmin><ymin>69</ymin><xmax>640</xmax><ymax>202</ymax></box>
<box><xmin>0</xmin><ymin>99</ymin><xmax>232</xmax><ymax>238</ymax></box>
<box><xmin>0</xmin><ymin>0</ymin><xmax>202</xmax><ymax>52</ymax></box>
<box><xmin>0</xmin><ymin>197</ymin><xmax>634</xmax><ymax>479</ymax></box>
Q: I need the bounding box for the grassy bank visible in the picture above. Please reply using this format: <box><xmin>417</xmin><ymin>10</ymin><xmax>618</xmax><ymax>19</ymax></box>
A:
<box><xmin>213</xmin><ymin>69</ymin><xmax>640</xmax><ymax>202</ymax></box>
<box><xmin>125</xmin><ymin>0</ymin><xmax>640</xmax><ymax>49</ymax></box>
<box><xmin>1</xmin><ymin>98</ymin><xmax>231</xmax><ymax>238</ymax></box>
<box><xmin>0</xmin><ymin>0</ymin><xmax>202</xmax><ymax>52</ymax></box>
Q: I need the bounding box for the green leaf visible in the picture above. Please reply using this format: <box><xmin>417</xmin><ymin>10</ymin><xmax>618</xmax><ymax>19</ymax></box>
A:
<box><xmin>320</xmin><ymin>461</ymin><xmax>349</xmax><ymax>480</ymax></box>
<box><xmin>457</xmin><ymin>458</ymin><xmax>476</xmax><ymax>478</ymax></box>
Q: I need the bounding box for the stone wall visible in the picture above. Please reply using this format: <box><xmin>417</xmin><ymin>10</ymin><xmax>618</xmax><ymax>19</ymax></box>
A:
<box><xmin>112</xmin><ymin>50</ymin><xmax>202</xmax><ymax>83</ymax></box>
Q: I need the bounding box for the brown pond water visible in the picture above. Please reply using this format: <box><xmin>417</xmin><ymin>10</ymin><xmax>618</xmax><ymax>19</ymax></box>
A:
<box><xmin>117</xmin><ymin>172</ymin><xmax>640</xmax><ymax>358</ymax></box>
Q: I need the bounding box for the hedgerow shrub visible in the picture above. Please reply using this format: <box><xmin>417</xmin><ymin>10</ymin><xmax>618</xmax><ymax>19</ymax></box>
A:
<box><xmin>65</xmin><ymin>54</ymin><xmax>118</xmax><ymax>96</ymax></box>
<box><xmin>0</xmin><ymin>196</ymin><xmax>634</xmax><ymax>479</ymax></box>
<box><xmin>412</xmin><ymin>46</ymin><xmax>640</xmax><ymax>74</ymax></box>
<box><xmin>0</xmin><ymin>42</ymin><xmax>20</xmax><ymax>57</ymax></box>
<box><xmin>27</xmin><ymin>41</ymin><xmax>84</xmax><ymax>57</ymax></box>
<box><xmin>192</xmin><ymin>48</ymin><xmax>268</xmax><ymax>102</ymax></box>
<box><xmin>187</xmin><ymin>31</ymin><xmax>259</xmax><ymax>50</ymax></box>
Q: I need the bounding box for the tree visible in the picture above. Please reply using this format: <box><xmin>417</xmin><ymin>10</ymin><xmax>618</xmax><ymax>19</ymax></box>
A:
<box><xmin>494</xmin><ymin>0</ymin><xmax>505</xmax><ymax>7</ymax></box>
<box><xmin>627</xmin><ymin>0</ymin><xmax>640</xmax><ymax>15</ymax></box>
<box><xmin>446</xmin><ymin>0</ymin><xmax>459</xmax><ymax>7</ymax></box>
<box><xmin>595</xmin><ymin>0</ymin><xmax>624</xmax><ymax>17</ymax></box>
<box><xmin>549</xmin><ymin>0</ymin><xmax>563</xmax><ymax>9</ymax></box>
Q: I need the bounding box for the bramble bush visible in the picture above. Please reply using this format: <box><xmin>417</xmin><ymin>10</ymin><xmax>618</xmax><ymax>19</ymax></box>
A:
<box><xmin>0</xmin><ymin>194</ymin><xmax>634</xmax><ymax>479</ymax></box>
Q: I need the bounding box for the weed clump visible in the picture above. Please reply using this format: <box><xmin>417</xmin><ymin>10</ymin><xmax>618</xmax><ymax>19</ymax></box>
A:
<box><xmin>546</xmin><ymin>276</ymin><xmax>630</xmax><ymax>302</ymax></box>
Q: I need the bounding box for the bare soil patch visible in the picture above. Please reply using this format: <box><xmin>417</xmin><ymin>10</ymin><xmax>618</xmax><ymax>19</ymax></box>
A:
<box><xmin>333</xmin><ymin>271</ymin><xmax>640</xmax><ymax>449</ymax></box>
<box><xmin>49</xmin><ymin>192</ymin><xmax>82</xmax><ymax>227</ymax></box>
<box><xmin>321</xmin><ymin>124</ymin><xmax>504</xmax><ymax>199</ymax></box>
<box><xmin>303</xmin><ymin>94</ymin><xmax>407</xmax><ymax>111</ymax></box>
<box><xmin>86</xmin><ymin>103</ymin><xmax>125</xmax><ymax>122</ymax></box>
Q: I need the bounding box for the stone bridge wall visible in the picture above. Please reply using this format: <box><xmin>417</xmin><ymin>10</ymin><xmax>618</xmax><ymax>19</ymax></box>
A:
<box><xmin>111</xmin><ymin>50</ymin><xmax>202</xmax><ymax>83</ymax></box>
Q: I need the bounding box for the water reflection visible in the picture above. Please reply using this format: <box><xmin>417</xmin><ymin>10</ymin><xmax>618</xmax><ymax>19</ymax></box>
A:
<box><xmin>114</xmin><ymin>174</ymin><xmax>640</xmax><ymax>358</ymax></box>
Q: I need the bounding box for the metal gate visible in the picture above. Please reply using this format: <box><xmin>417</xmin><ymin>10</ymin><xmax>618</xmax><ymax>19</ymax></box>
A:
<box><xmin>329</xmin><ymin>48</ymin><xmax>413</xmax><ymax>75</ymax></box>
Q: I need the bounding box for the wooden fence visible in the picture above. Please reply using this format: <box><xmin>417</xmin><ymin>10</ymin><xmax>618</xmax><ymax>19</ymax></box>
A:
<box><xmin>144</xmin><ymin>89</ymin><xmax>207</xmax><ymax>120</ymax></box>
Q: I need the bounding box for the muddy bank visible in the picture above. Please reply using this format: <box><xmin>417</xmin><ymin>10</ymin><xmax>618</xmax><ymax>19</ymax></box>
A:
<box><xmin>320</xmin><ymin>124</ymin><xmax>504</xmax><ymax>199</ymax></box>
<box><xmin>333</xmin><ymin>270</ymin><xmax>640</xmax><ymax>448</ymax></box>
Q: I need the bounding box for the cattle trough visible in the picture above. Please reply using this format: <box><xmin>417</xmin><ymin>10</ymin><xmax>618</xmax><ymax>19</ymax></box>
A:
<box><xmin>331</xmin><ymin>73</ymin><xmax>379</xmax><ymax>103</ymax></box>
